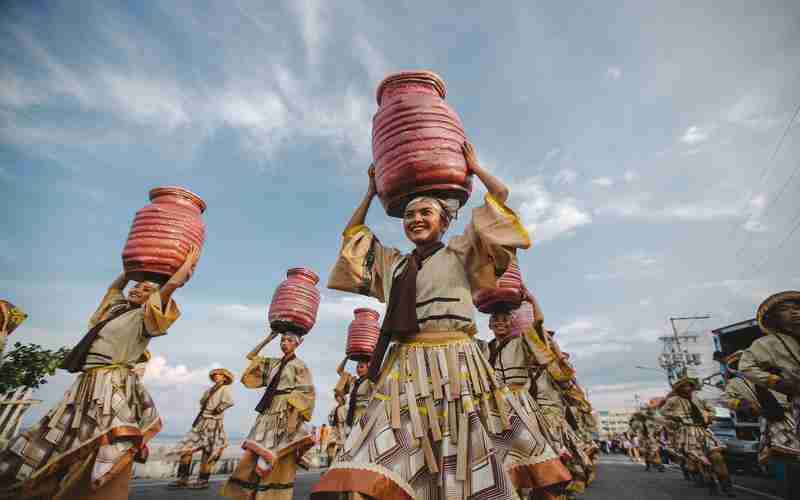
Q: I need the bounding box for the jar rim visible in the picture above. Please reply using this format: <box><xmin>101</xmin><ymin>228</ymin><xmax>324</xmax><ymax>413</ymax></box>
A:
<box><xmin>376</xmin><ymin>70</ymin><xmax>447</xmax><ymax>105</ymax></box>
<box><xmin>286</xmin><ymin>267</ymin><xmax>320</xmax><ymax>284</ymax></box>
<box><xmin>149</xmin><ymin>186</ymin><xmax>207</xmax><ymax>213</ymax></box>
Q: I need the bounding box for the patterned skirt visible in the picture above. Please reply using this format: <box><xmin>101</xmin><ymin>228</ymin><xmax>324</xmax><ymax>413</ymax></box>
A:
<box><xmin>760</xmin><ymin>411</ymin><xmax>800</xmax><ymax>463</ymax></box>
<box><xmin>675</xmin><ymin>425</ymin><xmax>723</xmax><ymax>464</ymax></box>
<box><xmin>0</xmin><ymin>366</ymin><xmax>161</xmax><ymax>499</ymax></box>
<box><xmin>167</xmin><ymin>416</ymin><xmax>229</xmax><ymax>460</ymax></box>
<box><xmin>311</xmin><ymin>332</ymin><xmax>570</xmax><ymax>500</ymax></box>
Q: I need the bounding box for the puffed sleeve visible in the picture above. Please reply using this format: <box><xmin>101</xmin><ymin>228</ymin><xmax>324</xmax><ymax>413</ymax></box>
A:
<box><xmin>740</xmin><ymin>339</ymin><xmax>781</xmax><ymax>388</ymax></box>
<box><xmin>448</xmin><ymin>194</ymin><xmax>532</xmax><ymax>290</ymax></box>
<box><xmin>217</xmin><ymin>386</ymin><xmax>234</xmax><ymax>413</ymax></box>
<box><xmin>142</xmin><ymin>292</ymin><xmax>181</xmax><ymax>337</ymax></box>
<box><xmin>88</xmin><ymin>288</ymin><xmax>127</xmax><ymax>328</ymax></box>
<box><xmin>723</xmin><ymin>382</ymin><xmax>743</xmax><ymax>411</ymax></box>
<box><xmin>520</xmin><ymin>325</ymin><xmax>557</xmax><ymax>367</ymax></box>
<box><xmin>241</xmin><ymin>356</ymin><xmax>279</xmax><ymax>389</ymax></box>
<box><xmin>287</xmin><ymin>360</ymin><xmax>316</xmax><ymax>421</ymax></box>
<box><xmin>660</xmin><ymin>396</ymin><xmax>681</xmax><ymax>421</ymax></box>
<box><xmin>327</xmin><ymin>225</ymin><xmax>403</xmax><ymax>302</ymax></box>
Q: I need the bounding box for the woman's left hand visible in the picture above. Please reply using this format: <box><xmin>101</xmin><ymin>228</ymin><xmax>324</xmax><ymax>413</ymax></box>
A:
<box><xmin>462</xmin><ymin>141</ymin><xmax>478</xmax><ymax>173</ymax></box>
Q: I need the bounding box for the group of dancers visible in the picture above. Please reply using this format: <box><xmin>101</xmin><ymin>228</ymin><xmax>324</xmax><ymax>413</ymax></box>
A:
<box><xmin>0</xmin><ymin>141</ymin><xmax>604</xmax><ymax>500</ymax></box>
<box><xmin>623</xmin><ymin>291</ymin><xmax>800</xmax><ymax>497</ymax></box>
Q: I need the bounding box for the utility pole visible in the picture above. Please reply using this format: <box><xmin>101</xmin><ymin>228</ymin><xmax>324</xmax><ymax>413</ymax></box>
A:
<box><xmin>658</xmin><ymin>315</ymin><xmax>711</xmax><ymax>386</ymax></box>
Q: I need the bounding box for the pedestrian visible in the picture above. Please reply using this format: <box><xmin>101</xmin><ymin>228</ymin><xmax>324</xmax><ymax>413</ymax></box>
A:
<box><xmin>167</xmin><ymin>368</ymin><xmax>235</xmax><ymax>489</ymax></box>
<box><xmin>221</xmin><ymin>332</ymin><xmax>316</xmax><ymax>500</ymax></box>
<box><xmin>0</xmin><ymin>247</ymin><xmax>199</xmax><ymax>500</ymax></box>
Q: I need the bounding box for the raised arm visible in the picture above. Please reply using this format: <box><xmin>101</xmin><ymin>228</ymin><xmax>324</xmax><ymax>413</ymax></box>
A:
<box><xmin>463</xmin><ymin>142</ymin><xmax>508</xmax><ymax>203</ymax></box>
<box><xmin>159</xmin><ymin>245</ymin><xmax>201</xmax><ymax>307</ymax></box>
<box><xmin>247</xmin><ymin>331</ymin><xmax>278</xmax><ymax>361</ymax></box>
<box><xmin>344</xmin><ymin>165</ymin><xmax>378</xmax><ymax>234</ymax></box>
<box><xmin>110</xmin><ymin>272</ymin><xmax>129</xmax><ymax>291</ymax></box>
<box><xmin>336</xmin><ymin>357</ymin><xmax>348</xmax><ymax>376</ymax></box>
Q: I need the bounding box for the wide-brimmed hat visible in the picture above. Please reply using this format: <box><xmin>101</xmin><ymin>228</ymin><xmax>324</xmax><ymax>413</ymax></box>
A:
<box><xmin>757</xmin><ymin>291</ymin><xmax>800</xmax><ymax>336</ymax></box>
<box><xmin>209</xmin><ymin>368</ymin><xmax>234</xmax><ymax>385</ymax></box>
<box><xmin>672</xmin><ymin>376</ymin><xmax>700</xmax><ymax>391</ymax></box>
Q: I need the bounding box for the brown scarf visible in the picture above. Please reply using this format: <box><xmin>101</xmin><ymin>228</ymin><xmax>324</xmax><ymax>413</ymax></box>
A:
<box><xmin>255</xmin><ymin>353</ymin><xmax>295</xmax><ymax>413</ymax></box>
<box><xmin>192</xmin><ymin>383</ymin><xmax>224</xmax><ymax>427</ymax></box>
<box><xmin>367</xmin><ymin>241</ymin><xmax>444</xmax><ymax>381</ymax></box>
<box><xmin>346</xmin><ymin>376</ymin><xmax>367</xmax><ymax>426</ymax></box>
<box><xmin>60</xmin><ymin>302</ymin><xmax>138</xmax><ymax>373</ymax></box>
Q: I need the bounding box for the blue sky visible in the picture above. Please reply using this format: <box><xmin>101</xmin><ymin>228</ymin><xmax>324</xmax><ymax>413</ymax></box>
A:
<box><xmin>2</xmin><ymin>1</ymin><xmax>800</xmax><ymax>434</ymax></box>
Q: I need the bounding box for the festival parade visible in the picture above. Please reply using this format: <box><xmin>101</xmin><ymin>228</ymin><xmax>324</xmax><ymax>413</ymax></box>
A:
<box><xmin>2</xmin><ymin>2</ymin><xmax>800</xmax><ymax>500</ymax></box>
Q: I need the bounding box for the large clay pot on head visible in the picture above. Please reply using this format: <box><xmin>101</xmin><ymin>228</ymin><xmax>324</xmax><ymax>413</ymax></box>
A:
<box><xmin>122</xmin><ymin>186</ymin><xmax>206</xmax><ymax>284</ymax></box>
<box><xmin>346</xmin><ymin>308</ymin><xmax>380</xmax><ymax>362</ymax></box>
<box><xmin>269</xmin><ymin>268</ymin><xmax>321</xmax><ymax>335</ymax></box>
<box><xmin>473</xmin><ymin>260</ymin><xmax>523</xmax><ymax>313</ymax></box>
<box><xmin>372</xmin><ymin>71</ymin><xmax>472</xmax><ymax>217</ymax></box>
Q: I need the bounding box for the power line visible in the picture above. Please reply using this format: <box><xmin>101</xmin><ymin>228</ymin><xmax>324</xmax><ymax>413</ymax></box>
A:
<box><xmin>728</xmin><ymin>101</ymin><xmax>800</xmax><ymax>260</ymax></box>
<box><xmin>750</xmin><ymin>208</ymin><xmax>800</xmax><ymax>275</ymax></box>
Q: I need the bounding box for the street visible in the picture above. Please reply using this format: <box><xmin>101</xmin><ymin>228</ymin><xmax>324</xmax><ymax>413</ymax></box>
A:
<box><xmin>129</xmin><ymin>456</ymin><xmax>784</xmax><ymax>499</ymax></box>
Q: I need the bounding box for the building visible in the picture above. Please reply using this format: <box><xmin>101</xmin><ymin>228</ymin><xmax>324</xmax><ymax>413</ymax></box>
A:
<box><xmin>596</xmin><ymin>408</ymin><xmax>638</xmax><ymax>439</ymax></box>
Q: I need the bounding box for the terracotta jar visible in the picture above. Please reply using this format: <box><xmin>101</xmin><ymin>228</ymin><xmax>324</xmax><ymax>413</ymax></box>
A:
<box><xmin>268</xmin><ymin>268</ymin><xmax>321</xmax><ymax>335</ymax></box>
<box><xmin>372</xmin><ymin>71</ymin><xmax>472</xmax><ymax>217</ymax></box>
<box><xmin>510</xmin><ymin>300</ymin><xmax>534</xmax><ymax>338</ymax></box>
<box><xmin>473</xmin><ymin>260</ymin><xmax>523</xmax><ymax>313</ymax></box>
<box><xmin>122</xmin><ymin>186</ymin><xmax>206</xmax><ymax>284</ymax></box>
<box><xmin>346</xmin><ymin>308</ymin><xmax>381</xmax><ymax>362</ymax></box>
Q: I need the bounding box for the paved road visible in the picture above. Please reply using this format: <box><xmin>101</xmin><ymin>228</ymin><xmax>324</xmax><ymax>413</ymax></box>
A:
<box><xmin>130</xmin><ymin>456</ymin><xmax>784</xmax><ymax>499</ymax></box>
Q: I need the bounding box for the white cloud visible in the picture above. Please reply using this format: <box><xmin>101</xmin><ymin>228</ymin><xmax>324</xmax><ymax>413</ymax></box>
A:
<box><xmin>741</xmin><ymin>194</ymin><xmax>768</xmax><ymax>232</ymax></box>
<box><xmin>287</xmin><ymin>0</ymin><xmax>326</xmax><ymax>66</ymax></box>
<box><xmin>543</xmin><ymin>148</ymin><xmax>562</xmax><ymax>162</ymax></box>
<box><xmin>680</xmin><ymin>125</ymin><xmax>713</xmax><ymax>145</ymax></box>
<box><xmin>725</xmin><ymin>93</ymin><xmax>781</xmax><ymax>131</ymax></box>
<box><xmin>317</xmin><ymin>294</ymin><xmax>385</xmax><ymax>322</ymax></box>
<box><xmin>552</xmin><ymin>168</ymin><xmax>577</xmax><ymax>185</ymax></box>
<box><xmin>605</xmin><ymin>66</ymin><xmax>622</xmax><ymax>80</ymax></box>
<box><xmin>143</xmin><ymin>355</ymin><xmax>223</xmax><ymax>388</ymax></box>
<box><xmin>591</xmin><ymin>177</ymin><xmax>614</xmax><ymax>187</ymax></box>
<box><xmin>596</xmin><ymin>193</ymin><xmax>742</xmax><ymax>222</ymax></box>
<box><xmin>353</xmin><ymin>34</ymin><xmax>389</xmax><ymax>84</ymax></box>
<box><xmin>584</xmin><ymin>251</ymin><xmax>661</xmax><ymax>281</ymax></box>
<box><xmin>516</xmin><ymin>178</ymin><xmax>592</xmax><ymax>242</ymax></box>
<box><xmin>623</xmin><ymin>170</ymin><xmax>639</xmax><ymax>183</ymax></box>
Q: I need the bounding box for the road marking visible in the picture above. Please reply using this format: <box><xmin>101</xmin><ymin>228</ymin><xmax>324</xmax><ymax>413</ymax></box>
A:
<box><xmin>731</xmin><ymin>484</ymin><xmax>784</xmax><ymax>500</ymax></box>
<box><xmin>131</xmin><ymin>471</ymin><xmax>322</xmax><ymax>489</ymax></box>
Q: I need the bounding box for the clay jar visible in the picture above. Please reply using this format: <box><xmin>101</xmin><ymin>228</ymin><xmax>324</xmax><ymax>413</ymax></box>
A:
<box><xmin>268</xmin><ymin>268</ymin><xmax>321</xmax><ymax>335</ymax></box>
<box><xmin>346</xmin><ymin>308</ymin><xmax>381</xmax><ymax>362</ymax></box>
<box><xmin>473</xmin><ymin>260</ymin><xmax>523</xmax><ymax>314</ymax></box>
<box><xmin>122</xmin><ymin>187</ymin><xmax>206</xmax><ymax>284</ymax></box>
<box><xmin>372</xmin><ymin>71</ymin><xmax>472</xmax><ymax>217</ymax></box>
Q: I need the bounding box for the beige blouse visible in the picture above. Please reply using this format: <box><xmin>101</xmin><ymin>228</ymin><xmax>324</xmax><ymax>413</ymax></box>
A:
<box><xmin>83</xmin><ymin>287</ymin><xmax>180</xmax><ymax>369</ymax></box>
<box><xmin>739</xmin><ymin>332</ymin><xmax>800</xmax><ymax>389</ymax></box>
<box><xmin>198</xmin><ymin>384</ymin><xmax>235</xmax><ymax>420</ymax></box>
<box><xmin>242</xmin><ymin>355</ymin><xmax>315</xmax><ymax>420</ymax></box>
<box><xmin>328</xmin><ymin>194</ymin><xmax>531</xmax><ymax>335</ymax></box>
<box><xmin>661</xmin><ymin>393</ymin><xmax>714</xmax><ymax>426</ymax></box>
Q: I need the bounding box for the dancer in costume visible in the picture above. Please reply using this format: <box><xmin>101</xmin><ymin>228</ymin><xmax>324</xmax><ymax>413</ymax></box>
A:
<box><xmin>221</xmin><ymin>332</ymin><xmax>315</xmax><ymax>500</ymax></box>
<box><xmin>0</xmin><ymin>246</ymin><xmax>199</xmax><ymax>500</ymax></box>
<box><xmin>336</xmin><ymin>358</ymin><xmax>374</xmax><ymax>439</ymax></box>
<box><xmin>629</xmin><ymin>407</ymin><xmax>665</xmax><ymax>472</ymax></box>
<box><xmin>487</xmin><ymin>310</ymin><xmax>571</xmax><ymax>500</ymax></box>
<box><xmin>661</xmin><ymin>377</ymin><xmax>734</xmax><ymax>496</ymax></box>
<box><xmin>168</xmin><ymin>368</ymin><xmax>235</xmax><ymax>489</ymax></box>
<box><xmin>313</xmin><ymin>142</ymin><xmax>570</xmax><ymax>499</ymax></box>
<box><xmin>739</xmin><ymin>291</ymin><xmax>800</xmax><ymax>464</ymax></box>
<box><xmin>326</xmin><ymin>391</ymin><xmax>348</xmax><ymax>465</ymax></box>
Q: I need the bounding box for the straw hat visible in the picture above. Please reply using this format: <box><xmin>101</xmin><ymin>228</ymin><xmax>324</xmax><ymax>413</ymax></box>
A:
<box><xmin>757</xmin><ymin>291</ymin><xmax>800</xmax><ymax>336</ymax></box>
<box><xmin>672</xmin><ymin>376</ymin><xmax>700</xmax><ymax>391</ymax></box>
<box><xmin>209</xmin><ymin>368</ymin><xmax>234</xmax><ymax>385</ymax></box>
<box><xmin>724</xmin><ymin>350</ymin><xmax>743</xmax><ymax>369</ymax></box>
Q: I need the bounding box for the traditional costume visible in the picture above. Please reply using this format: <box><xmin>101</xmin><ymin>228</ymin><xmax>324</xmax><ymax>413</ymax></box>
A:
<box><xmin>660</xmin><ymin>377</ymin><xmax>732</xmax><ymax>493</ymax></box>
<box><xmin>487</xmin><ymin>323</ymin><xmax>572</xmax><ymax>498</ymax></box>
<box><xmin>0</xmin><ymin>286</ymin><xmax>178</xmax><ymax>500</ymax></box>
<box><xmin>629</xmin><ymin>410</ymin><xmax>664</xmax><ymax>471</ymax></box>
<box><xmin>168</xmin><ymin>368</ymin><xmax>235</xmax><ymax>488</ymax></box>
<box><xmin>221</xmin><ymin>334</ymin><xmax>315</xmax><ymax>500</ymax></box>
<box><xmin>738</xmin><ymin>291</ymin><xmax>800</xmax><ymax>463</ymax></box>
<box><xmin>313</xmin><ymin>194</ymin><xmax>570</xmax><ymax>499</ymax></box>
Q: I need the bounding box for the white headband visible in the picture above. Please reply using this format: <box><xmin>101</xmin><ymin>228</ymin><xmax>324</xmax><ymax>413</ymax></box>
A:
<box><xmin>282</xmin><ymin>332</ymin><xmax>303</xmax><ymax>345</ymax></box>
<box><xmin>406</xmin><ymin>196</ymin><xmax>459</xmax><ymax>221</ymax></box>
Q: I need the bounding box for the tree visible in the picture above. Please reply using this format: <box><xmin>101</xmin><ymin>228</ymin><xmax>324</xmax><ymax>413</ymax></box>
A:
<box><xmin>0</xmin><ymin>342</ymin><xmax>69</xmax><ymax>395</ymax></box>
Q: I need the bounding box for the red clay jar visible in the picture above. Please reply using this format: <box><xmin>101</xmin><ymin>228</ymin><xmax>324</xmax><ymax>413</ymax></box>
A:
<box><xmin>268</xmin><ymin>268</ymin><xmax>321</xmax><ymax>335</ymax></box>
<box><xmin>122</xmin><ymin>186</ymin><xmax>206</xmax><ymax>284</ymax></box>
<box><xmin>372</xmin><ymin>71</ymin><xmax>472</xmax><ymax>217</ymax></box>
<box><xmin>473</xmin><ymin>260</ymin><xmax>523</xmax><ymax>313</ymax></box>
<box><xmin>346</xmin><ymin>308</ymin><xmax>380</xmax><ymax>362</ymax></box>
